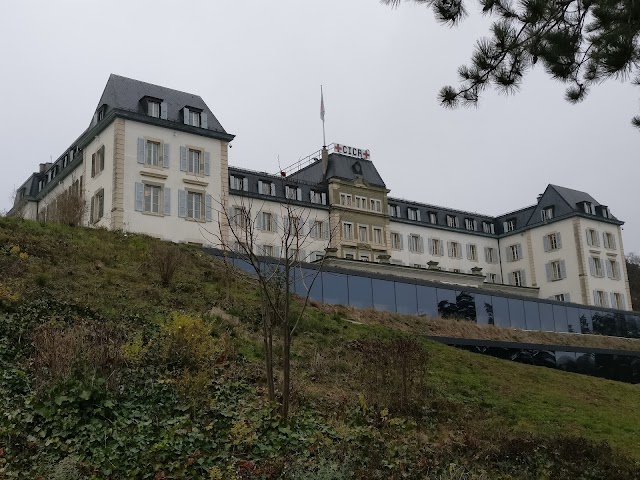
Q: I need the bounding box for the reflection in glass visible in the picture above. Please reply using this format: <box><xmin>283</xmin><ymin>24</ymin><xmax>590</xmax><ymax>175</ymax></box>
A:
<box><xmin>437</xmin><ymin>288</ymin><xmax>457</xmax><ymax>318</ymax></box>
<box><xmin>553</xmin><ymin>305</ymin><xmax>568</xmax><ymax>333</ymax></box>
<box><xmin>556</xmin><ymin>351</ymin><xmax>577</xmax><ymax>372</ymax></box>
<box><xmin>322</xmin><ymin>272</ymin><xmax>349</xmax><ymax>305</ymax></box>
<box><xmin>455</xmin><ymin>291</ymin><xmax>477</xmax><ymax>321</ymax></box>
<box><xmin>566</xmin><ymin>307</ymin><xmax>581</xmax><ymax>334</ymax></box>
<box><xmin>626</xmin><ymin>315</ymin><xmax>640</xmax><ymax>339</ymax></box>
<box><xmin>416</xmin><ymin>285</ymin><xmax>438</xmax><ymax>317</ymax></box>
<box><xmin>578</xmin><ymin>309</ymin><xmax>593</xmax><ymax>334</ymax></box>
<box><xmin>396</xmin><ymin>282</ymin><xmax>418</xmax><ymax>315</ymax></box>
<box><xmin>575</xmin><ymin>352</ymin><xmax>596</xmax><ymax>375</ymax></box>
<box><xmin>372</xmin><ymin>279</ymin><xmax>396</xmax><ymax>312</ymax></box>
<box><xmin>475</xmin><ymin>294</ymin><xmax>493</xmax><ymax>326</ymax></box>
<box><xmin>347</xmin><ymin>275</ymin><xmax>373</xmax><ymax>309</ymax></box>
<box><xmin>592</xmin><ymin>310</ymin><xmax>615</xmax><ymax>336</ymax></box>
<box><xmin>613</xmin><ymin>313</ymin><xmax>627</xmax><ymax>338</ymax></box>
<box><xmin>508</xmin><ymin>299</ymin><xmax>526</xmax><ymax>329</ymax></box>
<box><xmin>539</xmin><ymin>303</ymin><xmax>555</xmax><ymax>331</ymax></box>
<box><xmin>491</xmin><ymin>296</ymin><xmax>510</xmax><ymax>328</ymax></box>
<box><xmin>293</xmin><ymin>267</ymin><xmax>323</xmax><ymax>302</ymax></box>
<box><xmin>523</xmin><ymin>301</ymin><xmax>540</xmax><ymax>331</ymax></box>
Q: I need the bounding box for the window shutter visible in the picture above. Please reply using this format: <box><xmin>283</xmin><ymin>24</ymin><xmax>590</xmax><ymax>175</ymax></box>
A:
<box><xmin>178</xmin><ymin>190</ymin><xmax>186</xmax><ymax>218</ymax></box>
<box><xmin>275</xmin><ymin>246</ymin><xmax>281</xmax><ymax>258</ymax></box>
<box><xmin>556</xmin><ymin>232</ymin><xmax>562</xmax><ymax>249</ymax></box>
<box><xmin>257</xmin><ymin>212</ymin><xmax>264</xmax><ymax>230</ymax></box>
<box><xmin>321</xmin><ymin>192</ymin><xmax>326</xmax><ymax>204</ymax></box>
<box><xmin>592</xmin><ymin>290</ymin><xmax>598</xmax><ymax>306</ymax></box>
<box><xmin>466</xmin><ymin>244</ymin><xmax>471</xmax><ymax>260</ymax></box>
<box><xmin>297</xmin><ymin>188</ymin><xmax>302</xmax><ymax>201</ymax></box>
<box><xmin>447</xmin><ymin>241</ymin><xmax>452</xmax><ymax>257</ymax></box>
<box><xmin>270</xmin><ymin>183</ymin><xmax>276</xmax><ymax>196</ymax></box>
<box><xmin>134</xmin><ymin>183</ymin><xmax>143</xmax><ymax>212</ymax></box>
<box><xmin>612</xmin><ymin>236</ymin><xmax>617</xmax><ymax>250</ymax></box>
<box><xmin>399</xmin><ymin>235</ymin><xmax>404</xmax><ymax>250</ymax></box>
<box><xmin>496</xmin><ymin>274</ymin><xmax>502</xmax><ymax>283</ymax></box>
<box><xmin>517</xmin><ymin>243</ymin><xmax>523</xmax><ymax>259</ymax></box>
<box><xmin>160</xmin><ymin>101</ymin><xmax>168</xmax><ymax>120</ymax></box>
<box><xmin>183</xmin><ymin>107</ymin><xmax>190</xmax><ymax>125</ymax></box>
<box><xmin>299</xmin><ymin>249</ymin><xmax>306</xmax><ymax>262</ymax></box>
<box><xmin>609</xmin><ymin>292</ymin><xmax>616</xmax><ymax>309</ymax></box>
<box><xmin>589</xmin><ymin>257</ymin><xmax>595</xmax><ymax>276</ymax></box>
<box><xmin>180</xmin><ymin>147</ymin><xmax>187</xmax><ymax>171</ymax></box>
<box><xmin>258</xmin><ymin>180</ymin><xmax>263</xmax><ymax>193</ymax></box>
<box><xmin>204</xmin><ymin>152</ymin><xmax>210</xmax><ymax>176</ymax></box>
<box><xmin>595</xmin><ymin>231</ymin><xmax>601</xmax><ymax>247</ymax></box>
<box><xmin>283</xmin><ymin>216</ymin><xmax>289</xmax><ymax>233</ymax></box>
<box><xmin>201</xmin><ymin>112</ymin><xmax>208</xmax><ymax>129</ymax></box>
<box><xmin>162</xmin><ymin>143</ymin><xmax>170</xmax><ymax>168</ymax></box>
<box><xmin>606</xmin><ymin>260</ymin><xmax>612</xmax><ymax>278</ymax></box>
<box><xmin>242</xmin><ymin>177</ymin><xmax>248</xmax><ymax>191</ymax></box>
<box><xmin>508</xmin><ymin>272</ymin><xmax>514</xmax><ymax>285</ymax></box>
<box><xmin>419</xmin><ymin>236</ymin><xmax>424</xmax><ymax>254</ymax></box>
<box><xmin>90</xmin><ymin>196</ymin><xmax>95</xmax><ymax>223</ymax></box>
<box><xmin>503</xmin><ymin>221</ymin><xmax>508</xmax><ymax>232</ymax></box>
<box><xmin>91</xmin><ymin>153</ymin><xmax>96</xmax><ymax>177</ymax></box>
<box><xmin>521</xmin><ymin>270</ymin><xmax>527</xmax><ymax>287</ymax></box>
<box><xmin>603</xmin><ymin>293</ymin><xmax>609</xmax><ymax>308</ymax></box>
<box><xmin>439</xmin><ymin>241</ymin><xmax>444</xmax><ymax>256</ymax></box>
<box><xmin>92</xmin><ymin>113</ymin><xmax>98</xmax><ymax>127</ymax></box>
<box><xmin>323</xmin><ymin>221</ymin><xmax>330</xmax><ymax>240</ymax></box>
<box><xmin>137</xmin><ymin>138</ymin><xmax>145</xmax><ymax>164</ymax></box>
<box><xmin>543</xmin><ymin>235</ymin><xmax>550</xmax><ymax>252</ymax></box>
<box><xmin>560</xmin><ymin>260</ymin><xmax>566</xmax><ymax>279</ymax></box>
<box><xmin>545</xmin><ymin>263</ymin><xmax>552</xmax><ymax>282</ymax></box>
<box><xmin>416</xmin><ymin>210</ymin><xmax>421</xmax><ymax>222</ymax></box>
<box><xmin>484</xmin><ymin>246</ymin><xmax>489</xmax><ymax>262</ymax></box>
<box><xmin>205</xmin><ymin>194</ymin><xmax>213</xmax><ymax>222</ymax></box>
<box><xmin>585</xmin><ymin>229</ymin><xmax>591</xmax><ymax>246</ymax></box>
<box><xmin>100</xmin><ymin>146</ymin><xmax>105</xmax><ymax>171</ymax></box>
<box><xmin>428</xmin><ymin>238</ymin><xmax>433</xmax><ymax>255</ymax></box>
<box><xmin>458</xmin><ymin>244</ymin><xmax>463</xmax><ymax>259</ymax></box>
<box><xmin>619</xmin><ymin>294</ymin><xmax>625</xmax><ymax>309</ymax></box>
<box><xmin>164</xmin><ymin>187</ymin><xmax>171</xmax><ymax>215</ymax></box>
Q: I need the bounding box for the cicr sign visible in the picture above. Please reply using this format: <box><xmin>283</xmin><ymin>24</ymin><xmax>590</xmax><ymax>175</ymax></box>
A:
<box><xmin>334</xmin><ymin>144</ymin><xmax>370</xmax><ymax>160</ymax></box>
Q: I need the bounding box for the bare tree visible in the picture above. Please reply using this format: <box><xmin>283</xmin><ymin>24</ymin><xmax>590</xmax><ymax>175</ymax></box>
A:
<box><xmin>204</xmin><ymin>188</ymin><xmax>337</xmax><ymax>420</ymax></box>
<box><xmin>49</xmin><ymin>176</ymin><xmax>86</xmax><ymax>226</ymax></box>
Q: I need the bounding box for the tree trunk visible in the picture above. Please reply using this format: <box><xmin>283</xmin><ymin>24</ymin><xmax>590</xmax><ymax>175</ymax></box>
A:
<box><xmin>282</xmin><ymin>261</ymin><xmax>291</xmax><ymax>421</ymax></box>
<box><xmin>262</xmin><ymin>298</ymin><xmax>275</xmax><ymax>403</ymax></box>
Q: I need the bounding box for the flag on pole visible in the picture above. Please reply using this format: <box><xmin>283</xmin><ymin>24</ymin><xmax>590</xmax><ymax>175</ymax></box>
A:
<box><xmin>320</xmin><ymin>86</ymin><xmax>325</xmax><ymax>122</ymax></box>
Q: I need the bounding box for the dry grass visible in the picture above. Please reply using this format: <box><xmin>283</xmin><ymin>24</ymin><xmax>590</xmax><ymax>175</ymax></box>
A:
<box><xmin>318</xmin><ymin>304</ymin><xmax>640</xmax><ymax>352</ymax></box>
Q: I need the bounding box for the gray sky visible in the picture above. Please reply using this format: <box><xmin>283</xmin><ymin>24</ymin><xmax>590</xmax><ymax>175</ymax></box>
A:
<box><xmin>1</xmin><ymin>1</ymin><xmax>638</xmax><ymax>253</ymax></box>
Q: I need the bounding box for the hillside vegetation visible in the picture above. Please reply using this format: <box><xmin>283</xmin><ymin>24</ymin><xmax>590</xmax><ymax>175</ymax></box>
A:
<box><xmin>1</xmin><ymin>217</ymin><xmax>639</xmax><ymax>479</ymax></box>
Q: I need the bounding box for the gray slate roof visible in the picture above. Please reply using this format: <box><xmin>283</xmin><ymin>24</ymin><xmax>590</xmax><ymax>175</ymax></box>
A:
<box><xmin>96</xmin><ymin>74</ymin><xmax>228</xmax><ymax>134</ymax></box>
<box><xmin>289</xmin><ymin>153</ymin><xmax>386</xmax><ymax>188</ymax></box>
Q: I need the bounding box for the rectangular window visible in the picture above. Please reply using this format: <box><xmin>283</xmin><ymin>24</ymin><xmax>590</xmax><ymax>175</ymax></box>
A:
<box><xmin>391</xmin><ymin>232</ymin><xmax>402</xmax><ymax>250</ymax></box>
<box><xmin>287</xmin><ymin>216</ymin><xmax>302</xmax><ymax>235</ymax></box>
<box><xmin>409</xmin><ymin>234</ymin><xmax>421</xmax><ymax>253</ymax></box>
<box><xmin>586</xmin><ymin>228</ymin><xmax>600</xmax><ymax>247</ymax></box>
<box><xmin>505</xmin><ymin>219</ymin><xmax>516</xmax><ymax>232</ymax></box>
<box><xmin>607</xmin><ymin>259</ymin><xmax>620</xmax><ymax>280</ymax></box>
<box><xmin>486</xmin><ymin>273</ymin><xmax>498</xmax><ymax>284</ymax></box>
<box><xmin>188</xmin><ymin>149</ymin><xmax>201</xmax><ymax>174</ymax></box>
<box><xmin>541</xmin><ymin>207</ymin><xmax>554</xmax><ymax>221</ymax></box>
<box><xmin>340</xmin><ymin>193</ymin><xmax>352</xmax><ymax>207</ymax></box>
<box><xmin>591</xmin><ymin>256</ymin><xmax>603</xmax><ymax>277</ymax></box>
<box><xmin>482</xmin><ymin>221</ymin><xmax>495</xmax><ymax>234</ymax></box>
<box><xmin>90</xmin><ymin>189</ymin><xmax>104</xmax><ymax>224</ymax></box>
<box><xmin>554</xmin><ymin>293</ymin><xmax>567</xmax><ymax>302</ymax></box>
<box><xmin>360</xmin><ymin>255</ymin><xmax>370</xmax><ymax>262</ymax></box>
<box><xmin>229</xmin><ymin>175</ymin><xmax>245</xmax><ymax>190</ymax></box>
<box><xmin>345</xmin><ymin>253</ymin><xmax>355</xmax><ymax>260</ymax></box>
<box><xmin>189</xmin><ymin>110</ymin><xmax>201</xmax><ymax>127</ymax></box>
<box><xmin>373</xmin><ymin>227</ymin><xmax>383</xmax><ymax>244</ymax></box>
<box><xmin>603</xmin><ymin>232</ymin><xmax>616</xmax><ymax>249</ymax></box>
<box><xmin>593</xmin><ymin>290</ymin><xmax>606</xmax><ymax>307</ymax></box>
<box><xmin>91</xmin><ymin>145</ymin><xmax>105</xmax><ymax>177</ymax></box>
<box><xmin>465</xmin><ymin>218</ymin><xmax>476</xmax><ymax>231</ymax></box>
<box><xmin>467</xmin><ymin>244</ymin><xmax>477</xmax><ymax>261</ymax></box>
<box><xmin>146</xmin><ymin>141</ymin><xmax>161</xmax><ymax>167</ymax></box>
<box><xmin>446</xmin><ymin>215</ymin><xmax>459</xmax><ymax>228</ymax></box>
<box><xmin>343</xmin><ymin>222</ymin><xmax>353</xmax><ymax>240</ymax></box>
<box><xmin>358</xmin><ymin>225</ymin><xmax>368</xmax><ymax>242</ymax></box>
<box><xmin>143</xmin><ymin>184</ymin><xmax>161</xmax><ymax>214</ymax></box>
<box><xmin>187</xmin><ymin>191</ymin><xmax>203</xmax><ymax>220</ymax></box>
<box><xmin>148</xmin><ymin>101</ymin><xmax>160</xmax><ymax>118</ymax></box>
<box><xmin>429</xmin><ymin>212</ymin><xmax>437</xmax><ymax>224</ymax></box>
<box><xmin>430</xmin><ymin>238</ymin><xmax>442</xmax><ymax>256</ymax></box>
<box><xmin>408</xmin><ymin>208</ymin><xmax>420</xmax><ymax>221</ymax></box>
<box><xmin>508</xmin><ymin>244</ymin><xmax>522</xmax><ymax>261</ymax></box>
<box><xmin>550</xmin><ymin>260</ymin><xmax>563</xmax><ymax>281</ymax></box>
<box><xmin>310</xmin><ymin>190</ymin><xmax>325</xmax><ymax>204</ymax></box>
<box><xmin>370</xmin><ymin>199</ymin><xmax>382</xmax><ymax>212</ymax></box>
<box><xmin>612</xmin><ymin>292</ymin><xmax>624</xmax><ymax>309</ymax></box>
<box><xmin>388</xmin><ymin>204</ymin><xmax>400</xmax><ymax>217</ymax></box>
<box><xmin>485</xmin><ymin>247</ymin><xmax>496</xmax><ymax>263</ymax></box>
<box><xmin>258</xmin><ymin>181</ymin><xmax>274</xmax><ymax>196</ymax></box>
<box><xmin>449</xmin><ymin>241</ymin><xmax>461</xmax><ymax>258</ymax></box>
<box><xmin>583</xmin><ymin>202</ymin><xmax>595</xmax><ymax>215</ymax></box>
<box><xmin>260</xmin><ymin>212</ymin><xmax>274</xmax><ymax>232</ymax></box>
<box><xmin>512</xmin><ymin>270</ymin><xmax>525</xmax><ymax>287</ymax></box>
<box><xmin>355</xmin><ymin>196</ymin><xmax>367</xmax><ymax>209</ymax></box>
<box><xmin>310</xmin><ymin>220</ymin><xmax>323</xmax><ymax>238</ymax></box>
<box><xmin>262</xmin><ymin>245</ymin><xmax>274</xmax><ymax>257</ymax></box>
<box><xmin>545</xmin><ymin>233</ymin><xmax>560</xmax><ymax>251</ymax></box>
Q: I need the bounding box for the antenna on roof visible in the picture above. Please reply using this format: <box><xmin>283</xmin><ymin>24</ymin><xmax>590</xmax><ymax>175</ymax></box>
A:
<box><xmin>320</xmin><ymin>85</ymin><xmax>326</xmax><ymax>147</ymax></box>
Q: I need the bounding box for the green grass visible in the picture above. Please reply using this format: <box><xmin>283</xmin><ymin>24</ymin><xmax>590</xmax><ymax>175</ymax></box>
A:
<box><xmin>1</xmin><ymin>216</ymin><xmax>640</xmax><ymax>478</ymax></box>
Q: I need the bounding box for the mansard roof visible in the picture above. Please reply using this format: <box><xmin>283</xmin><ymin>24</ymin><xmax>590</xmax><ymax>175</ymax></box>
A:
<box><xmin>288</xmin><ymin>153</ymin><xmax>386</xmax><ymax>188</ymax></box>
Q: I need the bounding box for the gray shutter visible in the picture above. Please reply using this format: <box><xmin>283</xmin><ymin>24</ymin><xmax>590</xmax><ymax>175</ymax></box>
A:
<box><xmin>283</xmin><ymin>216</ymin><xmax>289</xmax><ymax>233</ymax></box>
<box><xmin>100</xmin><ymin>146</ymin><xmax>105</xmax><ymax>171</ymax></box>
<box><xmin>90</xmin><ymin>196</ymin><xmax>95</xmax><ymax>223</ymax></box>
<box><xmin>416</xmin><ymin>210</ymin><xmax>421</xmax><ymax>222</ymax></box>
<box><xmin>135</xmin><ymin>183</ymin><xmax>143</xmax><ymax>212</ymax></box>
<box><xmin>180</xmin><ymin>147</ymin><xmax>187</xmax><ymax>171</ymax></box>
<box><xmin>137</xmin><ymin>138</ymin><xmax>145</xmax><ymax>164</ymax></box>
<box><xmin>160</xmin><ymin>101</ymin><xmax>168</xmax><ymax>120</ymax></box>
<box><xmin>164</xmin><ymin>187</ymin><xmax>171</xmax><ymax>215</ymax></box>
<box><xmin>178</xmin><ymin>190</ymin><xmax>186</xmax><ymax>218</ymax></box>
<box><xmin>399</xmin><ymin>234</ymin><xmax>404</xmax><ymax>250</ymax></box>
<box><xmin>592</xmin><ymin>290</ymin><xmax>597</xmax><ymax>306</ymax></box>
<box><xmin>595</xmin><ymin>231</ymin><xmax>601</xmax><ymax>247</ymax></box>
<box><xmin>321</xmin><ymin>192</ymin><xmax>326</xmax><ymax>204</ymax></box>
<box><xmin>323</xmin><ymin>221</ymin><xmax>330</xmax><ymax>240</ymax></box>
<box><xmin>466</xmin><ymin>244</ymin><xmax>471</xmax><ymax>260</ymax></box>
<box><xmin>299</xmin><ymin>249</ymin><xmax>306</xmax><ymax>262</ymax></box>
<box><xmin>163</xmin><ymin>143</ymin><xmax>170</xmax><ymax>168</ymax></box>
<box><xmin>419</xmin><ymin>236</ymin><xmax>424</xmax><ymax>254</ymax></box>
<box><xmin>458</xmin><ymin>244</ymin><xmax>463</xmax><ymax>259</ymax></box>
<box><xmin>517</xmin><ymin>243</ymin><xmax>523</xmax><ymax>259</ymax></box>
<box><xmin>556</xmin><ymin>232</ymin><xmax>562</xmax><ymax>249</ymax></box>
<box><xmin>585</xmin><ymin>229</ymin><xmax>591</xmax><ymax>246</ymax></box>
<box><xmin>275</xmin><ymin>246</ymin><xmax>281</xmax><ymax>258</ymax></box>
<box><xmin>439</xmin><ymin>241</ymin><xmax>444</xmax><ymax>256</ymax></box>
<box><xmin>612</xmin><ymin>235</ymin><xmax>617</xmax><ymax>250</ymax></box>
<box><xmin>610</xmin><ymin>292</ymin><xmax>617</xmax><ymax>309</ymax></box>
<box><xmin>589</xmin><ymin>257</ymin><xmax>595</xmax><ymax>276</ymax></box>
<box><xmin>242</xmin><ymin>177</ymin><xmax>248</xmax><ymax>191</ymax></box>
<box><xmin>508</xmin><ymin>272</ymin><xmax>514</xmax><ymax>285</ymax></box>
<box><xmin>258</xmin><ymin>180</ymin><xmax>263</xmax><ymax>194</ymax></box>
<box><xmin>543</xmin><ymin>235</ymin><xmax>550</xmax><ymax>252</ymax></box>
<box><xmin>560</xmin><ymin>260</ymin><xmax>566</xmax><ymax>279</ymax></box>
<box><xmin>271</xmin><ymin>183</ymin><xmax>276</xmax><ymax>196</ymax></box>
<box><xmin>484</xmin><ymin>246</ymin><xmax>489</xmax><ymax>262</ymax></box>
<box><xmin>503</xmin><ymin>221</ymin><xmax>508</xmax><ymax>232</ymax></box>
<box><xmin>205</xmin><ymin>194</ymin><xmax>213</xmax><ymax>222</ymax></box>
<box><xmin>183</xmin><ymin>107</ymin><xmax>190</xmax><ymax>125</ymax></box>
<box><xmin>91</xmin><ymin>153</ymin><xmax>96</xmax><ymax>177</ymax></box>
<box><xmin>92</xmin><ymin>113</ymin><xmax>98</xmax><ymax>127</ymax></box>
<box><xmin>521</xmin><ymin>270</ymin><xmax>527</xmax><ymax>287</ymax></box>
<box><xmin>603</xmin><ymin>292</ymin><xmax>609</xmax><ymax>308</ymax></box>
<box><xmin>256</xmin><ymin>212</ymin><xmax>263</xmax><ymax>231</ymax></box>
<box><xmin>297</xmin><ymin>187</ymin><xmax>302</xmax><ymax>201</ymax></box>
<box><xmin>204</xmin><ymin>152</ymin><xmax>210</xmax><ymax>176</ymax></box>
<box><xmin>606</xmin><ymin>260</ymin><xmax>612</xmax><ymax>278</ymax></box>
<box><xmin>545</xmin><ymin>262</ymin><xmax>552</xmax><ymax>282</ymax></box>
<box><xmin>201</xmin><ymin>112</ymin><xmax>208</xmax><ymax>129</ymax></box>
<box><xmin>447</xmin><ymin>241</ymin><xmax>452</xmax><ymax>257</ymax></box>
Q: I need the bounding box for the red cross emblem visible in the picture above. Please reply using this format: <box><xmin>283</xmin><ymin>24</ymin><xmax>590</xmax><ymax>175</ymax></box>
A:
<box><xmin>363</xmin><ymin>150</ymin><xmax>370</xmax><ymax>160</ymax></box>
<box><xmin>335</xmin><ymin>144</ymin><xmax>342</xmax><ymax>153</ymax></box>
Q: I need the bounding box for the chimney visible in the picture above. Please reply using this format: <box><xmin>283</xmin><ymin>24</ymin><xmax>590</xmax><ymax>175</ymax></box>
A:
<box><xmin>321</xmin><ymin>146</ymin><xmax>329</xmax><ymax>179</ymax></box>
<box><xmin>537</xmin><ymin>194</ymin><xmax>543</xmax><ymax>203</ymax></box>
<box><xmin>39</xmin><ymin>163</ymin><xmax>46</xmax><ymax>173</ymax></box>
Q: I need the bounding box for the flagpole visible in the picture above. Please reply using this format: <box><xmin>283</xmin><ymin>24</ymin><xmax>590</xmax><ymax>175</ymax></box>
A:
<box><xmin>320</xmin><ymin>85</ymin><xmax>326</xmax><ymax>147</ymax></box>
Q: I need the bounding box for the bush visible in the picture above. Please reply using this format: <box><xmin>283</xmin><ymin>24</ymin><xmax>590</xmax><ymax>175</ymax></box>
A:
<box><xmin>151</xmin><ymin>242</ymin><xmax>183</xmax><ymax>287</ymax></box>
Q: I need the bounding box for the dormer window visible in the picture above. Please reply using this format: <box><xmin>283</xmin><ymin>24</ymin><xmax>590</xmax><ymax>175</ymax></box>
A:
<box><xmin>189</xmin><ymin>110</ymin><xmax>200</xmax><ymax>127</ymax></box>
<box><xmin>482</xmin><ymin>221</ymin><xmax>495</xmax><ymax>234</ymax></box>
<box><xmin>446</xmin><ymin>215</ymin><xmax>459</xmax><ymax>228</ymax></box>
<box><xmin>97</xmin><ymin>108</ymin><xmax>105</xmax><ymax>122</ymax></box>
<box><xmin>541</xmin><ymin>206</ymin><xmax>554</xmax><ymax>221</ymax></box>
<box><xmin>464</xmin><ymin>218</ymin><xmax>476</xmax><ymax>231</ymax></box>
<box><xmin>596</xmin><ymin>205</ymin><xmax>609</xmax><ymax>218</ymax></box>
<box><xmin>183</xmin><ymin>107</ymin><xmax>206</xmax><ymax>127</ymax></box>
<box><xmin>504</xmin><ymin>219</ymin><xmax>516</xmax><ymax>232</ymax></box>
<box><xmin>580</xmin><ymin>201</ymin><xmax>596</xmax><ymax>215</ymax></box>
<box><xmin>428</xmin><ymin>212</ymin><xmax>437</xmax><ymax>224</ymax></box>
<box><xmin>148</xmin><ymin>100</ymin><xmax>160</xmax><ymax>118</ymax></box>
<box><xmin>407</xmin><ymin>207</ymin><xmax>420</xmax><ymax>221</ymax></box>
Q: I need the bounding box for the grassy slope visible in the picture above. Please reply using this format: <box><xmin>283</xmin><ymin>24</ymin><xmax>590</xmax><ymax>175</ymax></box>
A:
<box><xmin>1</xmin><ymin>217</ymin><xmax>639</xmax><ymax>472</ymax></box>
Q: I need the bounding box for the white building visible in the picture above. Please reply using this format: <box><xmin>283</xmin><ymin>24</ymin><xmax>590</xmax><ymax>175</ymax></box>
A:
<box><xmin>9</xmin><ymin>75</ymin><xmax>633</xmax><ymax>310</ymax></box>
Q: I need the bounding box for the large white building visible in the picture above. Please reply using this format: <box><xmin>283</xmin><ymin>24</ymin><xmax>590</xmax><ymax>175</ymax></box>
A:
<box><xmin>9</xmin><ymin>75</ymin><xmax>633</xmax><ymax>311</ymax></box>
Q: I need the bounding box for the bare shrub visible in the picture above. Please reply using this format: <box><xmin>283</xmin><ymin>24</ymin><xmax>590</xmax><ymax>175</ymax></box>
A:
<box><xmin>50</xmin><ymin>187</ymin><xmax>86</xmax><ymax>226</ymax></box>
<box><xmin>31</xmin><ymin>321</ymin><xmax>126</xmax><ymax>391</ymax></box>
<box><xmin>355</xmin><ymin>337</ymin><xmax>430</xmax><ymax>416</ymax></box>
<box><xmin>151</xmin><ymin>242</ymin><xmax>183</xmax><ymax>287</ymax></box>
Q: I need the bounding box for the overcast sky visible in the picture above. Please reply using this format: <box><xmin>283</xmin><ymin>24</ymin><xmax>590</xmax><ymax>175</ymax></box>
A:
<box><xmin>1</xmin><ymin>1</ymin><xmax>638</xmax><ymax>252</ymax></box>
